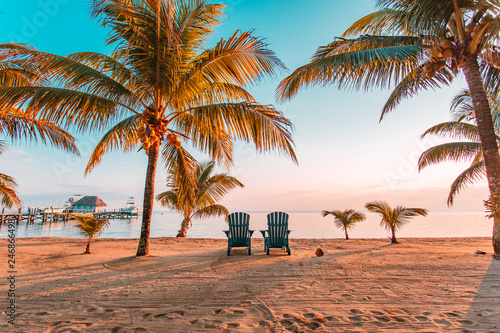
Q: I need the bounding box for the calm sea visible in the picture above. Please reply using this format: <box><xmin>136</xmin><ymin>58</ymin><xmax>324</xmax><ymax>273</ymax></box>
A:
<box><xmin>0</xmin><ymin>211</ymin><xmax>493</xmax><ymax>239</ymax></box>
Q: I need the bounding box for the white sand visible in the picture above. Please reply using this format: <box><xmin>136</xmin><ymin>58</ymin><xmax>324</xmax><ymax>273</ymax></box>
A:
<box><xmin>1</xmin><ymin>237</ymin><xmax>499</xmax><ymax>332</ymax></box>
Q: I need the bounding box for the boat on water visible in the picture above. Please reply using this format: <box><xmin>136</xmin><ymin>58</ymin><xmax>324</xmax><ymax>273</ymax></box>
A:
<box><xmin>120</xmin><ymin>197</ymin><xmax>141</xmax><ymax>216</ymax></box>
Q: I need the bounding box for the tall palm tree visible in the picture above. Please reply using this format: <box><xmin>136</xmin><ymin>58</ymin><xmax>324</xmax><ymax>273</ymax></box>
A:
<box><xmin>71</xmin><ymin>214</ymin><xmax>110</xmax><ymax>254</ymax></box>
<box><xmin>0</xmin><ymin>48</ymin><xmax>78</xmax><ymax>209</ymax></box>
<box><xmin>0</xmin><ymin>1</ymin><xmax>296</xmax><ymax>256</ymax></box>
<box><xmin>365</xmin><ymin>201</ymin><xmax>428</xmax><ymax>244</ymax></box>
<box><xmin>278</xmin><ymin>0</ymin><xmax>500</xmax><ymax>258</ymax></box>
<box><xmin>157</xmin><ymin>160</ymin><xmax>243</xmax><ymax>237</ymax></box>
<box><xmin>321</xmin><ymin>209</ymin><xmax>366</xmax><ymax>239</ymax></box>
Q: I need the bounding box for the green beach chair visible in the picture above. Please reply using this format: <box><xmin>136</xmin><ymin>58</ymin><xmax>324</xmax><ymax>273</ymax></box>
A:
<box><xmin>260</xmin><ymin>211</ymin><xmax>291</xmax><ymax>255</ymax></box>
<box><xmin>223</xmin><ymin>212</ymin><xmax>254</xmax><ymax>256</ymax></box>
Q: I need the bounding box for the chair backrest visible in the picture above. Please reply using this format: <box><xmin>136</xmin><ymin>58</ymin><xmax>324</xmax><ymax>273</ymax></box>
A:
<box><xmin>227</xmin><ymin>212</ymin><xmax>250</xmax><ymax>245</ymax></box>
<box><xmin>266</xmin><ymin>212</ymin><xmax>289</xmax><ymax>246</ymax></box>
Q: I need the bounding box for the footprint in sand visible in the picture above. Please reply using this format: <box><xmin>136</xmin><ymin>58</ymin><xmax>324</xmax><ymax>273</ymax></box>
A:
<box><xmin>258</xmin><ymin>320</ymin><xmax>272</xmax><ymax>327</ymax></box>
<box><xmin>433</xmin><ymin>318</ymin><xmax>453</xmax><ymax>328</ymax></box>
<box><xmin>214</xmin><ymin>308</ymin><xmax>228</xmax><ymax>315</ymax></box>
<box><xmin>231</xmin><ymin>309</ymin><xmax>244</xmax><ymax>315</ymax></box>
<box><xmin>374</xmin><ymin>315</ymin><xmax>392</xmax><ymax>323</ymax></box>
<box><xmin>393</xmin><ymin>316</ymin><xmax>409</xmax><ymax>323</ymax></box>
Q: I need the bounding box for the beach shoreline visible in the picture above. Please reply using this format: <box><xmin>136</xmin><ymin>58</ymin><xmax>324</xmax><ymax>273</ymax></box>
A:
<box><xmin>1</xmin><ymin>237</ymin><xmax>499</xmax><ymax>332</ymax></box>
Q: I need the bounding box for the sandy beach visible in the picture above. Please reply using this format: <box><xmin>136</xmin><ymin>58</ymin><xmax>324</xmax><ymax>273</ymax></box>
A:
<box><xmin>1</xmin><ymin>237</ymin><xmax>499</xmax><ymax>332</ymax></box>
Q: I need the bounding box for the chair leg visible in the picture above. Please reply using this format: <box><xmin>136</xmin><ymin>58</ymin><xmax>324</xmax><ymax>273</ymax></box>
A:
<box><xmin>248</xmin><ymin>245</ymin><xmax>251</xmax><ymax>255</ymax></box>
<box><xmin>266</xmin><ymin>246</ymin><xmax>270</xmax><ymax>255</ymax></box>
<box><xmin>287</xmin><ymin>246</ymin><xmax>291</xmax><ymax>255</ymax></box>
<box><xmin>227</xmin><ymin>246</ymin><xmax>231</xmax><ymax>256</ymax></box>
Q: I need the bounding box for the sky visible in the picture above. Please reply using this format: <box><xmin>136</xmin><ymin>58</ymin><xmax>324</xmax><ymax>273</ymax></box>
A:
<box><xmin>0</xmin><ymin>0</ymin><xmax>489</xmax><ymax>212</ymax></box>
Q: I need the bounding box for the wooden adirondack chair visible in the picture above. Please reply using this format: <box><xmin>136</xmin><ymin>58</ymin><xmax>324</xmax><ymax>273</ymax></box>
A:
<box><xmin>260</xmin><ymin>211</ymin><xmax>291</xmax><ymax>255</ymax></box>
<box><xmin>223</xmin><ymin>212</ymin><xmax>254</xmax><ymax>256</ymax></box>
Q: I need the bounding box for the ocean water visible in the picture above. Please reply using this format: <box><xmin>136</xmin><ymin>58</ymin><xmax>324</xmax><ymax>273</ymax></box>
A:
<box><xmin>0</xmin><ymin>211</ymin><xmax>493</xmax><ymax>239</ymax></box>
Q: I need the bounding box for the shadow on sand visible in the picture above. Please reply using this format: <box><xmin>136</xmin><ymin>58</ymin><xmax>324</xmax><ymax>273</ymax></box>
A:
<box><xmin>461</xmin><ymin>257</ymin><xmax>500</xmax><ymax>332</ymax></box>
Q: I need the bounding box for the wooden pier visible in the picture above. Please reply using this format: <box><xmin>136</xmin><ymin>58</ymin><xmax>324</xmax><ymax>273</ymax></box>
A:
<box><xmin>0</xmin><ymin>208</ymin><xmax>139</xmax><ymax>225</ymax></box>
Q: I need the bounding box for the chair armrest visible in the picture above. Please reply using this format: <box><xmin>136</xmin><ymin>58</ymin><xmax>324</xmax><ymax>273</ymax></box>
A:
<box><xmin>223</xmin><ymin>230</ymin><xmax>230</xmax><ymax>237</ymax></box>
<box><xmin>249</xmin><ymin>230</ymin><xmax>255</xmax><ymax>237</ymax></box>
<box><xmin>260</xmin><ymin>230</ymin><xmax>267</xmax><ymax>238</ymax></box>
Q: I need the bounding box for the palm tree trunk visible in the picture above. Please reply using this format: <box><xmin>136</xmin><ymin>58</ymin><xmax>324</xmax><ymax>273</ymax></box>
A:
<box><xmin>344</xmin><ymin>229</ymin><xmax>349</xmax><ymax>240</ymax></box>
<box><xmin>391</xmin><ymin>228</ymin><xmax>398</xmax><ymax>244</ymax></box>
<box><xmin>136</xmin><ymin>144</ymin><xmax>160</xmax><ymax>256</ymax></box>
<box><xmin>462</xmin><ymin>56</ymin><xmax>500</xmax><ymax>258</ymax></box>
<box><xmin>176</xmin><ymin>218</ymin><xmax>190</xmax><ymax>238</ymax></box>
<box><xmin>85</xmin><ymin>238</ymin><xmax>91</xmax><ymax>254</ymax></box>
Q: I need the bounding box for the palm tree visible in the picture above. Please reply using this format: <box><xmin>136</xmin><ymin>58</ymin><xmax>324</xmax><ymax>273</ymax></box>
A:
<box><xmin>157</xmin><ymin>160</ymin><xmax>243</xmax><ymax>237</ymax></box>
<box><xmin>418</xmin><ymin>90</ymin><xmax>497</xmax><ymax>205</ymax></box>
<box><xmin>365</xmin><ymin>201</ymin><xmax>428</xmax><ymax>244</ymax></box>
<box><xmin>278</xmin><ymin>0</ymin><xmax>500</xmax><ymax>258</ymax></box>
<box><xmin>71</xmin><ymin>214</ymin><xmax>110</xmax><ymax>254</ymax></box>
<box><xmin>0</xmin><ymin>1</ymin><xmax>296</xmax><ymax>256</ymax></box>
<box><xmin>321</xmin><ymin>209</ymin><xmax>366</xmax><ymax>239</ymax></box>
<box><xmin>0</xmin><ymin>48</ymin><xmax>78</xmax><ymax>209</ymax></box>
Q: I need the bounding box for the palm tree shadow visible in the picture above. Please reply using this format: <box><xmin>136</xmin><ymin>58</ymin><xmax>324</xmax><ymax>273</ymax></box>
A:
<box><xmin>461</xmin><ymin>258</ymin><xmax>500</xmax><ymax>331</ymax></box>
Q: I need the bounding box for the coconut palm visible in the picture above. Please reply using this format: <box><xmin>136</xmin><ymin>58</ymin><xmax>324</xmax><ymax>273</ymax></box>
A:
<box><xmin>321</xmin><ymin>209</ymin><xmax>366</xmax><ymax>239</ymax></box>
<box><xmin>71</xmin><ymin>214</ymin><xmax>110</xmax><ymax>254</ymax></box>
<box><xmin>365</xmin><ymin>201</ymin><xmax>428</xmax><ymax>244</ymax></box>
<box><xmin>157</xmin><ymin>160</ymin><xmax>243</xmax><ymax>237</ymax></box>
<box><xmin>278</xmin><ymin>1</ymin><xmax>500</xmax><ymax>257</ymax></box>
<box><xmin>0</xmin><ymin>49</ymin><xmax>78</xmax><ymax>209</ymax></box>
<box><xmin>0</xmin><ymin>1</ymin><xmax>296</xmax><ymax>255</ymax></box>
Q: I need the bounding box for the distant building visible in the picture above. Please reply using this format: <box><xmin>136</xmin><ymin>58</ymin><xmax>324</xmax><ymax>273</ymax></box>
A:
<box><xmin>69</xmin><ymin>196</ymin><xmax>107</xmax><ymax>213</ymax></box>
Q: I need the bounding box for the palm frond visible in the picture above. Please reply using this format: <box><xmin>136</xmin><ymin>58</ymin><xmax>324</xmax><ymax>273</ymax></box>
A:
<box><xmin>71</xmin><ymin>213</ymin><xmax>110</xmax><ymax>239</ymax></box>
<box><xmin>450</xmin><ymin>89</ymin><xmax>474</xmax><ymax>119</ymax></box>
<box><xmin>448</xmin><ymin>160</ymin><xmax>486</xmax><ymax>205</ymax></box>
<box><xmin>178</xmin><ymin>102</ymin><xmax>297</xmax><ymax>163</ymax></box>
<box><xmin>184</xmin><ymin>30</ymin><xmax>286</xmax><ymax>88</ymax></box>
<box><xmin>0</xmin><ymin>86</ymin><xmax>125</xmax><ymax>132</ymax></box>
<box><xmin>0</xmin><ymin>173</ymin><xmax>21</xmax><ymax>209</ymax></box>
<box><xmin>192</xmin><ymin>204</ymin><xmax>229</xmax><ymax>220</ymax></box>
<box><xmin>420</xmin><ymin>122</ymin><xmax>480</xmax><ymax>141</ymax></box>
<box><xmin>1</xmin><ymin>107</ymin><xmax>79</xmax><ymax>154</ymax></box>
<box><xmin>322</xmin><ymin>209</ymin><xmax>366</xmax><ymax>231</ymax></box>
<box><xmin>85</xmin><ymin>116</ymin><xmax>142</xmax><ymax>175</ymax></box>
<box><xmin>156</xmin><ymin>190</ymin><xmax>179</xmax><ymax>210</ymax></box>
<box><xmin>392</xmin><ymin>205</ymin><xmax>428</xmax><ymax>230</ymax></box>
<box><xmin>418</xmin><ymin>141</ymin><xmax>482</xmax><ymax>171</ymax></box>
<box><xmin>0</xmin><ymin>140</ymin><xmax>7</xmax><ymax>154</ymax></box>
<box><xmin>197</xmin><ymin>172</ymin><xmax>244</xmax><ymax>208</ymax></box>
<box><xmin>161</xmin><ymin>141</ymin><xmax>199</xmax><ymax>208</ymax></box>
<box><xmin>374</xmin><ymin>0</ymin><xmax>457</xmax><ymax>35</ymax></box>
<box><xmin>277</xmin><ymin>36</ymin><xmax>424</xmax><ymax>101</ymax></box>
<box><xmin>381</xmin><ymin>65</ymin><xmax>454</xmax><ymax>120</ymax></box>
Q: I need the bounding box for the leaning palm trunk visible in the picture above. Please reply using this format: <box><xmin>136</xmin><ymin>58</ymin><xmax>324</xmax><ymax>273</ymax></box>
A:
<box><xmin>462</xmin><ymin>57</ymin><xmax>500</xmax><ymax>258</ymax></box>
<box><xmin>176</xmin><ymin>218</ymin><xmax>190</xmax><ymax>238</ymax></box>
<box><xmin>136</xmin><ymin>143</ymin><xmax>160</xmax><ymax>256</ymax></box>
